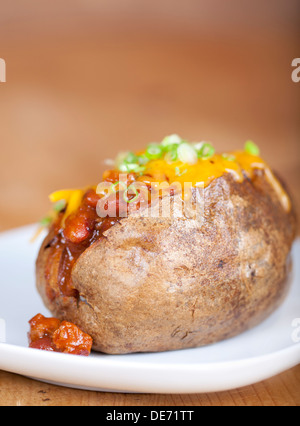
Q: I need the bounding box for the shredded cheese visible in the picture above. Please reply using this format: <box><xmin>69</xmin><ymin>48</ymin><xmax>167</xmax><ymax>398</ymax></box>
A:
<box><xmin>49</xmin><ymin>189</ymin><xmax>85</xmax><ymax>226</ymax></box>
<box><xmin>46</xmin><ymin>151</ymin><xmax>291</xmax><ymax>227</ymax></box>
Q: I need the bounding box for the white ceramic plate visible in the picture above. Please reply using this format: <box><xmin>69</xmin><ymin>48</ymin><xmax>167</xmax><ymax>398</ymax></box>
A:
<box><xmin>0</xmin><ymin>225</ymin><xmax>299</xmax><ymax>394</ymax></box>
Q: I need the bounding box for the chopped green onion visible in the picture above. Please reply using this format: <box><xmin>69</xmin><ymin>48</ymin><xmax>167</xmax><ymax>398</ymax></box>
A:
<box><xmin>222</xmin><ymin>153</ymin><xmax>236</xmax><ymax>161</ymax></box>
<box><xmin>133</xmin><ymin>166</ymin><xmax>146</xmax><ymax>174</ymax></box>
<box><xmin>197</xmin><ymin>143</ymin><xmax>215</xmax><ymax>159</ymax></box>
<box><xmin>119</xmin><ymin>163</ymin><xmax>145</xmax><ymax>173</ymax></box>
<box><xmin>114</xmin><ymin>136</ymin><xmax>217</xmax><ymax>171</ymax></box>
<box><xmin>177</xmin><ymin>143</ymin><xmax>198</xmax><ymax>165</ymax></box>
<box><xmin>119</xmin><ymin>163</ymin><xmax>131</xmax><ymax>172</ymax></box>
<box><xmin>163</xmin><ymin>143</ymin><xmax>180</xmax><ymax>153</ymax></box>
<box><xmin>126</xmin><ymin>163</ymin><xmax>140</xmax><ymax>172</ymax></box>
<box><xmin>146</xmin><ymin>144</ymin><xmax>164</xmax><ymax>160</ymax></box>
<box><xmin>39</xmin><ymin>216</ymin><xmax>53</xmax><ymax>227</ymax></box>
<box><xmin>164</xmin><ymin>146</ymin><xmax>179</xmax><ymax>163</ymax></box>
<box><xmin>137</xmin><ymin>154</ymin><xmax>149</xmax><ymax>166</ymax></box>
<box><xmin>53</xmin><ymin>199</ymin><xmax>66</xmax><ymax>212</ymax></box>
<box><xmin>115</xmin><ymin>151</ymin><xmax>130</xmax><ymax>169</ymax></box>
<box><xmin>161</xmin><ymin>134</ymin><xmax>182</xmax><ymax>149</ymax></box>
<box><xmin>124</xmin><ymin>152</ymin><xmax>139</xmax><ymax>164</ymax></box>
<box><xmin>193</xmin><ymin>142</ymin><xmax>205</xmax><ymax>152</ymax></box>
<box><xmin>175</xmin><ymin>167</ymin><xmax>187</xmax><ymax>177</ymax></box>
<box><xmin>245</xmin><ymin>140</ymin><xmax>260</xmax><ymax>156</ymax></box>
<box><xmin>115</xmin><ymin>151</ymin><xmax>149</xmax><ymax>172</ymax></box>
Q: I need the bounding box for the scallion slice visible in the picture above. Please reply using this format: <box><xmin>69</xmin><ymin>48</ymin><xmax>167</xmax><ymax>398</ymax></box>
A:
<box><xmin>175</xmin><ymin>166</ymin><xmax>188</xmax><ymax>177</ymax></box>
<box><xmin>177</xmin><ymin>143</ymin><xmax>198</xmax><ymax>165</ymax></box>
<box><xmin>164</xmin><ymin>146</ymin><xmax>179</xmax><ymax>163</ymax></box>
<box><xmin>39</xmin><ymin>216</ymin><xmax>53</xmax><ymax>227</ymax></box>
<box><xmin>138</xmin><ymin>154</ymin><xmax>150</xmax><ymax>166</ymax></box>
<box><xmin>53</xmin><ymin>199</ymin><xmax>66</xmax><ymax>212</ymax></box>
<box><xmin>146</xmin><ymin>144</ymin><xmax>164</xmax><ymax>160</ymax></box>
<box><xmin>161</xmin><ymin>134</ymin><xmax>182</xmax><ymax>149</ymax></box>
<box><xmin>119</xmin><ymin>163</ymin><xmax>131</xmax><ymax>172</ymax></box>
<box><xmin>193</xmin><ymin>142</ymin><xmax>205</xmax><ymax>152</ymax></box>
<box><xmin>119</xmin><ymin>163</ymin><xmax>145</xmax><ymax>173</ymax></box>
<box><xmin>124</xmin><ymin>152</ymin><xmax>139</xmax><ymax>164</ymax></box>
<box><xmin>244</xmin><ymin>140</ymin><xmax>260</xmax><ymax>156</ymax></box>
<box><xmin>197</xmin><ymin>143</ymin><xmax>215</xmax><ymax>159</ymax></box>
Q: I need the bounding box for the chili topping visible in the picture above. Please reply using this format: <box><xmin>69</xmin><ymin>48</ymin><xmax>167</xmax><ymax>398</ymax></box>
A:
<box><xmin>28</xmin><ymin>314</ymin><xmax>93</xmax><ymax>356</ymax></box>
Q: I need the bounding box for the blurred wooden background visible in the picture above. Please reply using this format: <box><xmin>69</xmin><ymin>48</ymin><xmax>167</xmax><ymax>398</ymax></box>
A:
<box><xmin>0</xmin><ymin>0</ymin><xmax>299</xmax><ymax>406</ymax></box>
<box><xmin>0</xmin><ymin>0</ymin><xmax>299</xmax><ymax>231</ymax></box>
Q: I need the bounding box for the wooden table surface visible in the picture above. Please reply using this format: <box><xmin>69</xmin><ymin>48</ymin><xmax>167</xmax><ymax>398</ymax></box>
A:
<box><xmin>0</xmin><ymin>5</ymin><xmax>299</xmax><ymax>406</ymax></box>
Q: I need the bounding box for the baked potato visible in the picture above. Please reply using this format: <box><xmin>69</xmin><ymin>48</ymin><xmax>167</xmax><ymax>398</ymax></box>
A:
<box><xmin>36</xmin><ymin>136</ymin><xmax>296</xmax><ymax>354</ymax></box>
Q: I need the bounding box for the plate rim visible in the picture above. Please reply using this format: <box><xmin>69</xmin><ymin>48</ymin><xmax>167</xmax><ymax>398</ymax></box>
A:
<box><xmin>0</xmin><ymin>341</ymin><xmax>299</xmax><ymax>393</ymax></box>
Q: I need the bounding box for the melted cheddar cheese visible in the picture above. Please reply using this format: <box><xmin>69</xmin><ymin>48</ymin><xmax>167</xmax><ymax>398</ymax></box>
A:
<box><xmin>48</xmin><ymin>150</ymin><xmax>291</xmax><ymax>226</ymax></box>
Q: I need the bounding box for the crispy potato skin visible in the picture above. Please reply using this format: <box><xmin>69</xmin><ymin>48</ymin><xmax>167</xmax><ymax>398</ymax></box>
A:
<box><xmin>36</xmin><ymin>171</ymin><xmax>296</xmax><ymax>354</ymax></box>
